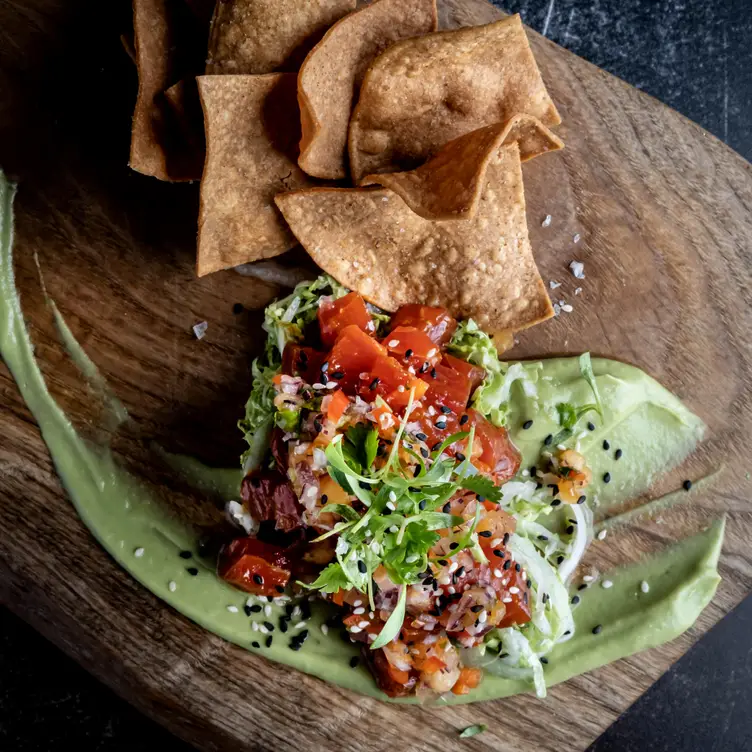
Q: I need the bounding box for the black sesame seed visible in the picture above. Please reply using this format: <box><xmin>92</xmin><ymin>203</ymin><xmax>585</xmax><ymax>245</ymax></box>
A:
<box><xmin>603</xmin><ymin>472</ymin><xmax>611</xmax><ymax>484</ymax></box>
<box><xmin>432</xmin><ymin>441</ymin><xmax>443</xmax><ymax>451</ymax></box>
<box><xmin>357</xmin><ymin>560</ymin><xmax>367</xmax><ymax>574</ymax></box>
<box><xmin>263</xmin><ymin>621</ymin><xmax>275</xmax><ymax>632</ymax></box>
<box><xmin>476</xmin><ymin>495</ymin><xmax>486</xmax><ymax>503</ymax></box>
<box><xmin>544</xmin><ymin>434</ymin><xmax>553</xmax><ymax>446</ymax></box>
<box><xmin>536</xmin><ymin>482</ymin><xmax>543</xmax><ymax>490</ymax></box>
<box><xmin>420</xmin><ymin>447</ymin><xmax>429</xmax><ymax>459</ymax></box>
<box><xmin>537</xmin><ymin>534</ymin><xmax>549</xmax><ymax>541</ymax></box>
<box><xmin>614</xmin><ymin>448</ymin><xmax>623</xmax><ymax>460</ymax></box>
<box><xmin>523</xmin><ymin>591</ymin><xmax>529</xmax><ymax>604</ymax></box>
<box><xmin>349</xmin><ymin>656</ymin><xmax>360</xmax><ymax>668</ymax></box>
<box><xmin>548</xmin><ymin>483</ymin><xmax>559</xmax><ymax>493</ymax></box>
<box><xmin>450</xmin><ymin>542</ymin><xmax>459</xmax><ymax>550</ymax></box>
<box><xmin>298</xmin><ymin>629</ymin><xmax>309</xmax><ymax>642</ymax></box>
<box><xmin>359</xmin><ymin>481</ymin><xmax>370</xmax><ymax>490</ymax></box>
<box><xmin>331</xmin><ymin>370</ymin><xmax>345</xmax><ymax>380</ymax></box>
<box><xmin>438</xmin><ymin>559</ymin><xmax>448</xmax><ymax>566</ymax></box>
<box><xmin>233</xmin><ymin>302</ymin><xmax>244</xmax><ymax>315</ymax></box>
<box><xmin>443</xmin><ymin>502</ymin><xmax>451</xmax><ymax>513</ymax></box>
<box><xmin>253</xmin><ymin>574</ymin><xmax>263</xmax><ymax>585</ymax></box>
<box><xmin>440</xmin><ymin>405</ymin><xmax>452</xmax><ymax>414</ymax></box>
<box><xmin>265</xmin><ymin>636</ymin><xmax>273</xmax><ymax>647</ymax></box>
<box><xmin>320</xmin><ymin>494</ymin><xmax>328</xmax><ymax>504</ymax></box>
<box><xmin>526</xmin><ymin>579</ymin><xmax>532</xmax><ymax>588</ymax></box>
<box><xmin>571</xmin><ymin>595</ymin><xmax>581</xmax><ymax>605</ymax></box>
<box><xmin>578</xmin><ymin>583</ymin><xmax>588</xmax><ymax>591</ymax></box>
<box><xmin>470</xmin><ymin>604</ymin><xmax>484</xmax><ymax>613</ymax></box>
<box><xmin>290</xmin><ymin>640</ymin><xmax>302</xmax><ymax>651</ymax></box>
<box><xmin>279</xmin><ymin>620</ymin><xmax>288</xmax><ymax>633</ymax></box>
<box><xmin>460</xmin><ymin>414</ymin><xmax>469</xmax><ymax>426</ymax></box>
<box><xmin>478</xmin><ymin>530</ymin><xmax>492</xmax><ymax>538</ymax></box>
<box><xmin>251</xmin><ymin>640</ymin><xmax>260</xmax><ymax>648</ymax></box>
<box><xmin>503</xmin><ymin>559</ymin><xmax>512</xmax><ymax>570</ymax></box>
<box><xmin>683</xmin><ymin>479</ymin><xmax>693</xmax><ymax>491</ymax></box>
<box><xmin>602</xmin><ymin>439</ymin><xmax>610</xmax><ymax>450</ymax></box>
<box><xmin>592</xmin><ymin>624</ymin><xmax>603</xmax><ymax>635</ymax></box>
<box><xmin>243</xmin><ymin>605</ymin><xmax>253</xmax><ymax>617</ymax></box>
<box><xmin>551</xmin><ymin>499</ymin><xmax>562</xmax><ymax>507</ymax></box>
<box><xmin>455</xmin><ymin>452</ymin><xmax>466</xmax><ymax>462</ymax></box>
<box><xmin>435</xmin><ymin>420</ymin><xmax>447</xmax><ymax>430</ymax></box>
<box><xmin>415</xmin><ymin>432</ymin><xmax>428</xmax><ymax>441</ymax></box>
<box><xmin>493</xmin><ymin>549</ymin><xmax>504</xmax><ymax>558</ymax></box>
<box><xmin>186</xmin><ymin>567</ymin><xmax>199</xmax><ymax>576</ymax></box>
<box><xmin>542</xmin><ymin>594</ymin><xmax>549</xmax><ymax>605</ymax></box>
<box><xmin>502</xmin><ymin>532</ymin><xmax>510</xmax><ymax>545</ymax></box>
<box><xmin>413</xmin><ymin>465</ymin><xmax>421</xmax><ymax>477</ymax></box>
<box><xmin>577</xmin><ymin>495</ymin><xmax>587</xmax><ymax>504</ymax></box>
<box><xmin>250</xmin><ymin>604</ymin><xmax>262</xmax><ymax>613</ymax></box>
<box><xmin>455</xmin><ymin>566</ymin><xmax>465</xmax><ymax>578</ymax></box>
<box><xmin>522</xmin><ymin>420</ymin><xmax>534</xmax><ymax>430</ymax></box>
<box><xmin>529</xmin><ymin>465</ymin><xmax>537</xmax><ymax>477</ymax></box>
<box><xmin>587</xmin><ymin>422</ymin><xmax>596</xmax><ymax>431</ymax></box>
<box><xmin>540</xmin><ymin>656</ymin><xmax>549</xmax><ymax>664</ymax></box>
<box><xmin>179</xmin><ymin>550</ymin><xmax>193</xmax><ymax>559</ymax></box>
<box><xmin>419</xmin><ymin>499</ymin><xmax>427</xmax><ymax>510</ymax></box>
<box><xmin>369</xmin><ymin>377</ymin><xmax>380</xmax><ymax>390</ymax></box>
<box><xmin>404</xmin><ymin>348</ymin><xmax>414</xmax><ymax>358</ymax></box>
<box><xmin>419</xmin><ymin>361</ymin><xmax>429</xmax><ymax>373</ymax></box>
<box><xmin>566</xmin><ymin>525</ymin><xmax>574</xmax><ymax>535</ymax></box>
<box><xmin>430</xmin><ymin>367</ymin><xmax>437</xmax><ymax>379</ymax></box>
<box><xmin>515</xmin><ymin>563</ymin><xmax>521</xmax><ymax>572</ymax></box>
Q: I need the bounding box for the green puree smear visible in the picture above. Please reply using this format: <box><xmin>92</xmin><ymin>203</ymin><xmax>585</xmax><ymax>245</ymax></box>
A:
<box><xmin>0</xmin><ymin>172</ymin><xmax>724</xmax><ymax>703</ymax></box>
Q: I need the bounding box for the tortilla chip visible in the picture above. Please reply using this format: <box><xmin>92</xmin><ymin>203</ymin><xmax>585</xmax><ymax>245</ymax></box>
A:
<box><xmin>162</xmin><ymin>78</ymin><xmax>206</xmax><ymax>179</ymax></box>
<box><xmin>275</xmin><ymin>142</ymin><xmax>553</xmax><ymax>332</ymax></box>
<box><xmin>196</xmin><ymin>74</ymin><xmax>317</xmax><ymax>276</ymax></box>
<box><xmin>360</xmin><ymin>115</ymin><xmax>563</xmax><ymax>221</ymax></box>
<box><xmin>206</xmin><ymin>0</ymin><xmax>356</xmax><ymax>75</ymax></box>
<box><xmin>297</xmin><ymin>0</ymin><xmax>438</xmax><ymax>180</ymax></box>
<box><xmin>348</xmin><ymin>14</ymin><xmax>561</xmax><ymax>182</ymax></box>
<box><xmin>130</xmin><ymin>0</ymin><xmax>208</xmax><ymax>181</ymax></box>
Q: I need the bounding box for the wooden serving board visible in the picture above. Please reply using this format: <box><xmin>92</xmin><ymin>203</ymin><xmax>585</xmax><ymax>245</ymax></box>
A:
<box><xmin>1</xmin><ymin>1</ymin><xmax>751</xmax><ymax>750</ymax></box>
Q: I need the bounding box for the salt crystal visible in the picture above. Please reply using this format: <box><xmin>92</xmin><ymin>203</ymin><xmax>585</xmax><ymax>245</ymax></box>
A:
<box><xmin>192</xmin><ymin>321</ymin><xmax>208</xmax><ymax>339</ymax></box>
<box><xmin>570</xmin><ymin>260</ymin><xmax>585</xmax><ymax>279</ymax></box>
<box><xmin>541</xmin><ymin>214</ymin><xmax>552</xmax><ymax>227</ymax></box>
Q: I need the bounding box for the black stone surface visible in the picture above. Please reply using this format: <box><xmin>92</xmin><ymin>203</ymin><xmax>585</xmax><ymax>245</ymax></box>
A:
<box><xmin>2</xmin><ymin>1</ymin><xmax>751</xmax><ymax>750</ymax></box>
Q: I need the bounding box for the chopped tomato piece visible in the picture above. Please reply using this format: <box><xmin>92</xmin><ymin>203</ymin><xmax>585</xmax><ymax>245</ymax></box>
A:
<box><xmin>357</xmin><ymin>355</ymin><xmax>428</xmax><ymax>411</ymax></box>
<box><xmin>318</xmin><ymin>292</ymin><xmax>374</xmax><ymax>348</ymax></box>
<box><xmin>425</xmin><ymin>362</ymin><xmax>474</xmax><ymax>414</ymax></box>
<box><xmin>496</xmin><ymin>566</ymin><xmax>532</xmax><ymax>628</ymax></box>
<box><xmin>389</xmin><ymin>304</ymin><xmax>457</xmax><ymax>345</ymax></box>
<box><xmin>443</xmin><ymin>353</ymin><xmax>485</xmax><ymax>395</ymax></box>
<box><xmin>383</xmin><ymin>326</ymin><xmax>441</xmax><ymax>371</ymax></box>
<box><xmin>469</xmin><ymin>410</ymin><xmax>521</xmax><ymax>482</ymax></box>
<box><xmin>416</xmin><ymin>655</ymin><xmax>445</xmax><ymax>674</ymax></box>
<box><xmin>477</xmin><ymin>509</ymin><xmax>516</xmax><ymax>546</ymax></box>
<box><xmin>327</xmin><ymin>324</ymin><xmax>387</xmax><ymax>391</ymax></box>
<box><xmin>281</xmin><ymin>344</ymin><xmax>326</xmax><ymax>383</ymax></box>
<box><xmin>451</xmin><ymin>667</ymin><xmax>482</xmax><ymax>695</ymax></box>
<box><xmin>325</xmin><ymin>389</ymin><xmax>350</xmax><ymax>424</ymax></box>
<box><xmin>218</xmin><ymin>538</ymin><xmax>292</xmax><ymax>596</ymax></box>
<box><xmin>369</xmin><ymin>650</ymin><xmax>415</xmax><ymax>697</ymax></box>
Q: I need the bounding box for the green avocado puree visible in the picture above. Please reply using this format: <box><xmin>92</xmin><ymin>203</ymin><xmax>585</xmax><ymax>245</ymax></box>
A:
<box><xmin>0</xmin><ymin>173</ymin><xmax>723</xmax><ymax>703</ymax></box>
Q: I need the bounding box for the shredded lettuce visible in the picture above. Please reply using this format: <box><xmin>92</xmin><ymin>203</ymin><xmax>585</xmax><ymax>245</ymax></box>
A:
<box><xmin>448</xmin><ymin>320</ymin><xmax>541</xmax><ymax>426</ymax></box>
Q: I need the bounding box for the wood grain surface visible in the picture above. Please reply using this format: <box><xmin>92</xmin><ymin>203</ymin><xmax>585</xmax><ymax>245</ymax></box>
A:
<box><xmin>1</xmin><ymin>1</ymin><xmax>751</xmax><ymax>750</ymax></box>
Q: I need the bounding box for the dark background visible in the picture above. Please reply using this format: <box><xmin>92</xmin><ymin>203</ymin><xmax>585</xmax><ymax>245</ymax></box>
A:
<box><xmin>1</xmin><ymin>0</ymin><xmax>751</xmax><ymax>750</ymax></box>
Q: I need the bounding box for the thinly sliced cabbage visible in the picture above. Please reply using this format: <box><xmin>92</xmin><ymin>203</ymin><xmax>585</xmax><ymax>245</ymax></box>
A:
<box><xmin>558</xmin><ymin>502</ymin><xmax>593</xmax><ymax>583</ymax></box>
<box><xmin>478</xmin><ymin>629</ymin><xmax>547</xmax><ymax>698</ymax></box>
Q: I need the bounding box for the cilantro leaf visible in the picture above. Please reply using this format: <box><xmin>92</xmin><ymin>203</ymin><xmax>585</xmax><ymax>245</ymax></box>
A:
<box><xmin>579</xmin><ymin>352</ymin><xmax>603</xmax><ymax>418</ymax></box>
<box><xmin>371</xmin><ymin>585</ymin><xmax>406</xmax><ymax>649</ymax></box>
<box><xmin>302</xmin><ymin>562</ymin><xmax>350</xmax><ymax>593</ymax></box>
<box><xmin>319</xmin><ymin>503</ymin><xmax>359</xmax><ymax>522</ymax></box>
<box><xmin>556</xmin><ymin>402</ymin><xmax>578</xmax><ymax>430</ymax></box>
<box><xmin>459</xmin><ymin>474</ymin><xmax>501</xmax><ymax>502</ymax></box>
<box><xmin>459</xmin><ymin>724</ymin><xmax>487</xmax><ymax>738</ymax></box>
<box><xmin>364</xmin><ymin>427</ymin><xmax>379</xmax><ymax>469</ymax></box>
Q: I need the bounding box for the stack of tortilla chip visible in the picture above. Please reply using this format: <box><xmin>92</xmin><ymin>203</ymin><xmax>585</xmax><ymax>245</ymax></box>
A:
<box><xmin>127</xmin><ymin>0</ymin><xmax>564</xmax><ymax>335</ymax></box>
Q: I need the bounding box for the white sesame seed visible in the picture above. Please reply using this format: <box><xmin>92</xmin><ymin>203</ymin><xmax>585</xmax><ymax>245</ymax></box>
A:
<box><xmin>367</xmin><ymin>632</ymin><xmax>376</xmax><ymax>641</ymax></box>
<box><xmin>312</xmin><ymin>382</ymin><xmax>325</xmax><ymax>389</ymax></box>
<box><xmin>502</xmin><ymin>596</ymin><xmax>512</xmax><ymax>603</ymax></box>
<box><xmin>369</xmin><ymin>612</ymin><xmax>375</xmax><ymax>619</ymax></box>
<box><xmin>357</xmin><ymin>620</ymin><xmax>370</xmax><ymax>629</ymax></box>
<box><xmin>388</xmin><ymin>339</ymin><xmax>399</xmax><ymax>348</ymax></box>
<box><xmin>389</xmin><ymin>525</ymin><xmax>399</xmax><ymax>533</ymax></box>
<box><xmin>493</xmin><ymin>569</ymin><xmax>503</xmax><ymax>578</ymax></box>
<box><xmin>583</xmin><ymin>575</ymin><xmax>595</xmax><ymax>583</ymax></box>
<box><xmin>641</xmin><ymin>580</ymin><xmax>650</xmax><ymax>593</ymax></box>
<box><xmin>264</xmin><ymin>605</ymin><xmax>272</xmax><ymax>617</ymax></box>
<box><xmin>573</xmin><ymin>233</ymin><xmax>581</xmax><ymax>244</ymax></box>
<box><xmin>562</xmin><ymin>304</ymin><xmax>574</xmax><ymax>313</ymax></box>
<box><xmin>492</xmin><ymin>538</ymin><xmax>502</xmax><ymax>547</ymax></box>
<box><xmin>134</xmin><ymin>547</ymin><xmax>145</xmax><ymax>558</ymax></box>
<box><xmin>353</xmin><ymin>607</ymin><xmax>365</xmax><ymax>615</ymax></box>
<box><xmin>349</xmin><ymin>626</ymin><xmax>362</xmax><ymax>634</ymax></box>
<box><xmin>292</xmin><ymin>606</ymin><xmax>302</xmax><ymax>618</ymax></box>
<box><xmin>397</xmin><ymin>385</ymin><xmax>405</xmax><ymax>392</ymax></box>
<box><xmin>388</xmin><ymin>491</ymin><xmax>397</xmax><ymax>502</ymax></box>
<box><xmin>168</xmin><ymin>581</ymin><xmax>177</xmax><ymax>592</ymax></box>
<box><xmin>353</xmin><ymin>600</ymin><xmax>362</xmax><ymax>607</ymax></box>
<box><xmin>521</xmin><ymin>469</ymin><xmax>530</xmax><ymax>477</ymax></box>
<box><xmin>294</xmin><ymin>621</ymin><xmax>307</xmax><ymax>630</ymax></box>
<box><xmin>320</xmin><ymin>624</ymin><xmax>329</xmax><ymax>635</ymax></box>
<box><xmin>557</xmin><ymin>443</ymin><xmax>567</xmax><ymax>451</ymax></box>
<box><xmin>597</xmin><ymin>529</ymin><xmax>608</xmax><ymax>540</ymax></box>
<box><xmin>252</xmin><ymin>621</ymin><xmax>259</xmax><ymax>632</ymax></box>
<box><xmin>448</xmin><ymin>586</ymin><xmax>456</xmax><ymax>594</ymax></box>
<box><xmin>509</xmin><ymin>586</ymin><xmax>520</xmax><ymax>594</ymax></box>
<box><xmin>602</xmin><ymin>580</ymin><xmax>613</xmax><ymax>589</ymax></box>
<box><xmin>386</xmin><ymin>501</ymin><xmax>396</xmax><ymax>511</ymax></box>
<box><xmin>258</xmin><ymin>624</ymin><xmax>269</xmax><ymax>634</ymax></box>
<box><xmin>449</xmin><ymin>562</ymin><xmax>458</xmax><ymax>573</ymax></box>
<box><xmin>326</xmin><ymin>381</ymin><xmax>338</xmax><ymax>389</ymax></box>
<box><xmin>227</xmin><ymin>605</ymin><xmax>239</xmax><ymax>613</ymax></box>
<box><xmin>541</xmin><ymin>214</ymin><xmax>552</xmax><ymax>227</ymax></box>
<box><xmin>478</xmin><ymin>611</ymin><xmax>488</xmax><ymax>624</ymax></box>
<box><xmin>427</xmin><ymin>348</ymin><xmax>437</xmax><ymax>358</ymax></box>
